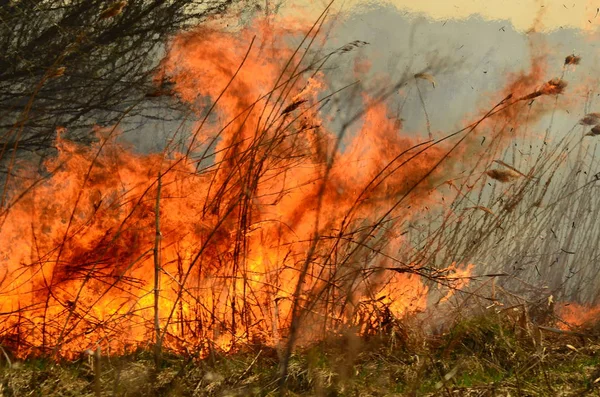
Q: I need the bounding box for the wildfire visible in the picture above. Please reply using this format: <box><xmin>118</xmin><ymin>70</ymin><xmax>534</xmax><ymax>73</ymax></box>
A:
<box><xmin>556</xmin><ymin>303</ymin><xmax>600</xmax><ymax>330</ymax></box>
<box><xmin>0</xmin><ymin>14</ymin><xmax>577</xmax><ymax>359</ymax></box>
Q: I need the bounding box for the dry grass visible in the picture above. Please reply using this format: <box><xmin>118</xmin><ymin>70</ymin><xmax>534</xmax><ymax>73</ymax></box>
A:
<box><xmin>2</xmin><ymin>5</ymin><xmax>600</xmax><ymax>396</ymax></box>
<box><xmin>1</xmin><ymin>306</ymin><xmax>600</xmax><ymax>396</ymax></box>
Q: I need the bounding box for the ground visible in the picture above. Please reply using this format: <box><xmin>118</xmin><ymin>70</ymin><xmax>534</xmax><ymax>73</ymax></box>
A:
<box><xmin>1</xmin><ymin>310</ymin><xmax>599</xmax><ymax>396</ymax></box>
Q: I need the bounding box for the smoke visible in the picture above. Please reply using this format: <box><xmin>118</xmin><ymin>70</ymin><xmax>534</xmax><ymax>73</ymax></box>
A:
<box><xmin>0</xmin><ymin>7</ymin><xmax>595</xmax><ymax>358</ymax></box>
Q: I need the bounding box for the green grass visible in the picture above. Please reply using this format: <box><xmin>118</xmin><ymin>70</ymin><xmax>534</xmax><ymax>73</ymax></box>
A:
<box><xmin>1</xmin><ymin>311</ymin><xmax>600</xmax><ymax>396</ymax></box>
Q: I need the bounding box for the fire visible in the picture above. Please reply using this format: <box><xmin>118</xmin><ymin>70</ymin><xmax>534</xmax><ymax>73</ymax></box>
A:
<box><xmin>0</xmin><ymin>14</ymin><xmax>574</xmax><ymax>358</ymax></box>
<box><xmin>557</xmin><ymin>303</ymin><xmax>600</xmax><ymax>330</ymax></box>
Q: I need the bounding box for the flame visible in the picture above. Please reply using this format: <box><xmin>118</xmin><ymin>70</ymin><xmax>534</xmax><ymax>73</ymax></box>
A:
<box><xmin>0</xmin><ymin>14</ymin><xmax>575</xmax><ymax>358</ymax></box>
<box><xmin>557</xmin><ymin>302</ymin><xmax>600</xmax><ymax>330</ymax></box>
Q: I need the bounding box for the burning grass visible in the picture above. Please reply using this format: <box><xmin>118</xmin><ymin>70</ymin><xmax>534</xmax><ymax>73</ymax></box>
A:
<box><xmin>2</xmin><ymin>4</ymin><xmax>600</xmax><ymax>395</ymax></box>
<box><xmin>1</xmin><ymin>307</ymin><xmax>600</xmax><ymax>396</ymax></box>
<box><xmin>0</xmin><ymin>12</ymin><xmax>489</xmax><ymax>359</ymax></box>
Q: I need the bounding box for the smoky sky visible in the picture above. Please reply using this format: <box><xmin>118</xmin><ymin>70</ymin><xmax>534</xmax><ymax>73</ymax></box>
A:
<box><xmin>123</xmin><ymin>3</ymin><xmax>600</xmax><ymax>152</ymax></box>
<box><xmin>316</xmin><ymin>2</ymin><xmax>600</xmax><ymax>137</ymax></box>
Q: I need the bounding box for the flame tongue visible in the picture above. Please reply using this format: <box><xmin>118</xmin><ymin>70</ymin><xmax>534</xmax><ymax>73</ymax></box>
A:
<box><xmin>0</xmin><ymin>15</ymin><xmax>572</xmax><ymax>358</ymax></box>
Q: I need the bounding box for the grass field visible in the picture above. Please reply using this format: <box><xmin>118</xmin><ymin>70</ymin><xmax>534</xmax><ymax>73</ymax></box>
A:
<box><xmin>2</xmin><ymin>5</ymin><xmax>600</xmax><ymax>397</ymax></box>
<box><xmin>1</xmin><ymin>307</ymin><xmax>600</xmax><ymax>396</ymax></box>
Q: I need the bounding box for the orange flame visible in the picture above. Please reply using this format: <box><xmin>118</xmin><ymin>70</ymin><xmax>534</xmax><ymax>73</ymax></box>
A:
<box><xmin>557</xmin><ymin>302</ymin><xmax>600</xmax><ymax>330</ymax></box>
<box><xmin>0</xmin><ymin>15</ymin><xmax>575</xmax><ymax>358</ymax></box>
